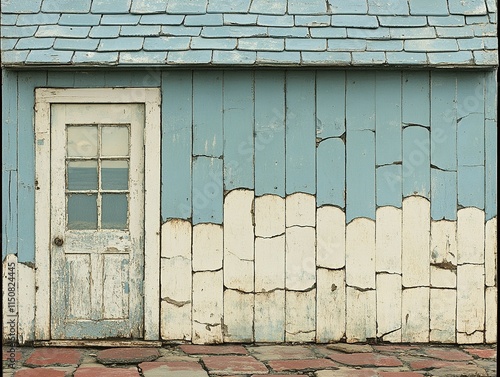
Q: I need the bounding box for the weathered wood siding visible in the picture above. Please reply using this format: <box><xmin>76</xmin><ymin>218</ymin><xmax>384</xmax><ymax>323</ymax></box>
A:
<box><xmin>2</xmin><ymin>69</ymin><xmax>497</xmax><ymax>344</ymax></box>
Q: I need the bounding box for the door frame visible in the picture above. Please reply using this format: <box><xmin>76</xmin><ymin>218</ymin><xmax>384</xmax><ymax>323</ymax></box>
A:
<box><xmin>34</xmin><ymin>88</ymin><xmax>161</xmax><ymax>340</ymax></box>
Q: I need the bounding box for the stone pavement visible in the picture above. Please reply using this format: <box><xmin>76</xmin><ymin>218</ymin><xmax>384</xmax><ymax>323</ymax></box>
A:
<box><xmin>2</xmin><ymin>343</ymin><xmax>496</xmax><ymax>377</ymax></box>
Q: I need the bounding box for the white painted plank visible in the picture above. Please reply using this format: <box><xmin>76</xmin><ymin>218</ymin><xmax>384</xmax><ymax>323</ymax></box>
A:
<box><xmin>457</xmin><ymin>207</ymin><xmax>485</xmax><ymax>265</ymax></box>
<box><xmin>254</xmin><ymin>290</ymin><xmax>285</xmax><ymax>342</ymax></box>
<box><xmin>255</xmin><ymin>194</ymin><xmax>285</xmax><ymax>237</ymax></box>
<box><xmin>316</xmin><ymin>206</ymin><xmax>345</xmax><ymax>269</ymax></box>
<box><xmin>161</xmin><ymin>219</ymin><xmax>192</xmax><ymax>259</ymax></box>
<box><xmin>255</xmin><ymin>235</ymin><xmax>285</xmax><ymax>292</ymax></box>
<box><xmin>485</xmin><ymin>286</ymin><xmax>497</xmax><ymax>343</ymax></box>
<box><xmin>457</xmin><ymin>331</ymin><xmax>484</xmax><ymax>344</ymax></box>
<box><xmin>346</xmin><ymin>287</ymin><xmax>376</xmax><ymax>343</ymax></box>
<box><xmin>17</xmin><ymin>263</ymin><xmax>35</xmax><ymax>344</ymax></box>
<box><xmin>224</xmin><ymin>189</ymin><xmax>254</xmax><ymax>292</ymax></box>
<box><xmin>161</xmin><ymin>300</ymin><xmax>191</xmax><ymax>341</ymax></box>
<box><xmin>485</xmin><ymin>217</ymin><xmax>497</xmax><ymax>287</ymax></box>
<box><xmin>316</xmin><ymin>268</ymin><xmax>345</xmax><ymax>342</ymax></box>
<box><xmin>223</xmin><ymin>289</ymin><xmax>254</xmax><ymax>343</ymax></box>
<box><xmin>430</xmin><ymin>265</ymin><xmax>456</xmax><ymax>288</ymax></box>
<box><xmin>402</xmin><ymin>287</ymin><xmax>429</xmax><ymax>342</ymax></box>
<box><xmin>376</xmin><ymin>273</ymin><xmax>401</xmax><ymax>342</ymax></box>
<box><xmin>192</xmin><ymin>270</ymin><xmax>223</xmax><ymax>344</ymax></box>
<box><xmin>285</xmin><ymin>289</ymin><xmax>316</xmax><ymax>342</ymax></box>
<box><xmin>430</xmin><ymin>288</ymin><xmax>456</xmax><ymax>343</ymax></box>
<box><xmin>192</xmin><ymin>223</ymin><xmax>223</xmax><ymax>272</ymax></box>
<box><xmin>456</xmin><ymin>264</ymin><xmax>484</xmax><ymax>341</ymax></box>
<box><xmin>161</xmin><ymin>257</ymin><xmax>191</xmax><ymax>304</ymax></box>
<box><xmin>376</xmin><ymin>206</ymin><xmax>402</xmax><ymax>274</ymax></box>
<box><xmin>430</xmin><ymin>220</ymin><xmax>457</xmax><ymax>265</ymax></box>
<box><xmin>285</xmin><ymin>226</ymin><xmax>316</xmax><ymax>290</ymax></box>
<box><xmin>346</xmin><ymin>218</ymin><xmax>375</xmax><ymax>289</ymax></box>
<box><xmin>402</xmin><ymin>196</ymin><xmax>430</xmax><ymax>287</ymax></box>
<box><xmin>286</xmin><ymin>192</ymin><xmax>316</xmax><ymax>227</ymax></box>
<box><xmin>3</xmin><ymin>254</ymin><xmax>17</xmax><ymax>343</ymax></box>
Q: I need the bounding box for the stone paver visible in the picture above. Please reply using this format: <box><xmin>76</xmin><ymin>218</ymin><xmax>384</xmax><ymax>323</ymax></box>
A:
<box><xmin>325</xmin><ymin>343</ymin><xmax>374</xmax><ymax>353</ymax></box>
<box><xmin>248</xmin><ymin>345</ymin><xmax>316</xmax><ymax>360</ymax></box>
<box><xmin>24</xmin><ymin>348</ymin><xmax>81</xmax><ymax>366</ymax></box>
<box><xmin>379</xmin><ymin>373</ymin><xmax>425</xmax><ymax>377</ymax></box>
<box><xmin>325</xmin><ymin>351</ymin><xmax>403</xmax><ymax>367</ymax></box>
<box><xmin>74</xmin><ymin>366</ymin><xmax>140</xmax><ymax>377</ymax></box>
<box><xmin>180</xmin><ymin>345</ymin><xmax>247</xmax><ymax>355</ymax></box>
<box><xmin>424</xmin><ymin>347</ymin><xmax>473</xmax><ymax>361</ymax></box>
<box><xmin>202</xmin><ymin>355</ymin><xmax>269</xmax><ymax>375</ymax></box>
<box><xmin>97</xmin><ymin>348</ymin><xmax>159</xmax><ymax>364</ymax></box>
<box><xmin>416</xmin><ymin>364</ymin><xmax>488</xmax><ymax>376</ymax></box>
<box><xmin>139</xmin><ymin>361</ymin><xmax>208</xmax><ymax>377</ymax></box>
<box><xmin>268</xmin><ymin>358</ymin><xmax>338</xmax><ymax>371</ymax></box>
<box><xmin>315</xmin><ymin>368</ymin><xmax>379</xmax><ymax>377</ymax></box>
<box><xmin>14</xmin><ymin>368</ymin><xmax>67</xmax><ymax>377</ymax></box>
<box><xmin>464</xmin><ymin>348</ymin><xmax>497</xmax><ymax>359</ymax></box>
<box><xmin>405</xmin><ymin>357</ymin><xmax>471</xmax><ymax>370</ymax></box>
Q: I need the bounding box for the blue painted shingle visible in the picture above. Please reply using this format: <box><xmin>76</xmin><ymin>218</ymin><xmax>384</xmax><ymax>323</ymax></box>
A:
<box><xmin>331</xmin><ymin>15</ymin><xmax>379</xmax><ymax>28</ymax></box>
<box><xmin>1</xmin><ymin>25</ymin><xmax>38</xmax><ymax>38</ymax></box>
<box><xmin>190</xmin><ymin>37</ymin><xmax>237</xmax><ymax>50</ymax></box>
<box><xmin>98</xmin><ymin>37</ymin><xmax>144</xmax><ymax>51</ymax></box>
<box><xmin>285</xmin><ymin>38</ymin><xmax>326</xmax><ymax>51</ymax></box>
<box><xmin>1</xmin><ymin>50</ymin><xmax>30</xmax><ymax>63</ymax></box>
<box><xmin>328</xmin><ymin>0</ymin><xmax>368</xmax><ymax>14</ymax></box>
<box><xmin>257</xmin><ymin>51</ymin><xmax>300</xmax><ymax>63</ymax></box>
<box><xmin>295</xmin><ymin>15</ymin><xmax>330</xmax><ymax>26</ymax></box>
<box><xmin>16</xmin><ymin>13</ymin><xmax>60</xmax><ymax>25</ymax></box>
<box><xmin>377</xmin><ymin>16</ymin><xmax>427</xmax><ymax>27</ymax></box>
<box><xmin>484</xmin><ymin>37</ymin><xmax>498</xmax><ymax>49</ymax></box>
<box><xmin>368</xmin><ymin>0</ymin><xmax>409</xmax><ymax>15</ymax></box>
<box><xmin>16</xmin><ymin>37</ymin><xmax>54</xmax><ymax>49</ymax></box>
<box><xmin>162</xmin><ymin>26</ymin><xmax>201</xmax><ymax>36</ymax></box>
<box><xmin>89</xmin><ymin>26</ymin><xmax>121</xmax><ymax>38</ymax></box>
<box><xmin>405</xmin><ymin>39</ymin><xmax>459</xmax><ymax>52</ymax></box>
<box><xmin>428</xmin><ymin>51</ymin><xmax>474</xmax><ymax>64</ymax></box>
<box><xmin>347</xmin><ymin>27</ymin><xmax>391</xmax><ymax>39</ymax></box>
<box><xmin>352</xmin><ymin>51</ymin><xmax>386</xmax><ymax>64</ymax></box>
<box><xmin>73</xmin><ymin>50</ymin><xmax>118</xmax><ymax>63</ymax></box>
<box><xmin>223</xmin><ymin>14</ymin><xmax>258</xmax><ymax>25</ymax></box>
<box><xmin>140</xmin><ymin>14</ymin><xmax>184</xmax><ymax>25</ymax></box>
<box><xmin>167</xmin><ymin>50</ymin><xmax>212</xmax><ymax>64</ymax></box>
<box><xmin>289</xmin><ymin>0</ymin><xmax>327</xmax><ymax>14</ymax></box>
<box><xmin>36</xmin><ymin>25</ymin><xmax>90</xmax><ymax>38</ymax></box>
<box><xmin>435</xmin><ymin>26</ymin><xmax>474</xmax><ymax>38</ymax></box>
<box><xmin>257</xmin><ymin>15</ymin><xmax>294</xmax><ymax>27</ymax></box>
<box><xmin>185</xmin><ymin>14</ymin><xmax>224</xmax><ymax>26</ymax></box>
<box><xmin>100</xmin><ymin>14</ymin><xmax>140</xmax><ymax>25</ymax></box>
<box><xmin>41</xmin><ymin>0</ymin><xmax>90</xmax><ymax>13</ymax></box>
<box><xmin>167</xmin><ymin>0</ymin><xmax>207</xmax><ymax>14</ymax></box>
<box><xmin>212</xmin><ymin>50</ymin><xmax>256</xmax><ymax>64</ymax></box>
<box><xmin>309</xmin><ymin>27</ymin><xmax>346</xmax><ymax>38</ymax></box>
<box><xmin>119</xmin><ymin>50</ymin><xmax>166</xmax><ymax>64</ymax></box>
<box><xmin>207</xmin><ymin>0</ymin><xmax>251</xmax><ymax>13</ymax></box>
<box><xmin>130</xmin><ymin>0</ymin><xmax>167</xmax><ymax>14</ymax></box>
<box><xmin>390</xmin><ymin>27</ymin><xmax>436</xmax><ymax>39</ymax></box>
<box><xmin>58</xmin><ymin>14</ymin><xmax>101</xmax><ymax>26</ymax></box>
<box><xmin>465</xmin><ymin>15</ymin><xmax>490</xmax><ymax>24</ymax></box>
<box><xmin>427</xmin><ymin>15</ymin><xmax>465</xmax><ymax>26</ymax></box>
<box><xmin>237</xmin><ymin>38</ymin><xmax>284</xmax><ymax>51</ymax></box>
<box><xmin>120</xmin><ymin>25</ymin><xmax>161</xmax><ymax>36</ymax></box>
<box><xmin>0</xmin><ymin>14</ymin><xmax>18</xmax><ymax>25</ymax></box>
<box><xmin>268</xmin><ymin>27</ymin><xmax>309</xmax><ymax>37</ymax></box>
<box><xmin>26</xmin><ymin>48</ymin><xmax>73</xmax><ymax>63</ymax></box>
<box><xmin>301</xmin><ymin>51</ymin><xmax>351</xmax><ymax>64</ymax></box>
<box><xmin>91</xmin><ymin>0</ymin><xmax>131</xmax><ymax>14</ymax></box>
<box><xmin>367</xmin><ymin>40</ymin><xmax>403</xmax><ymax>51</ymax></box>
<box><xmin>409</xmin><ymin>0</ymin><xmax>449</xmax><ymax>15</ymax></box>
<box><xmin>250</xmin><ymin>0</ymin><xmax>287</xmax><ymax>15</ymax></box>
<box><xmin>473</xmin><ymin>50</ymin><xmax>498</xmax><ymax>65</ymax></box>
<box><xmin>2</xmin><ymin>0</ymin><xmax>42</xmax><ymax>14</ymax></box>
<box><xmin>54</xmin><ymin>37</ymin><xmax>98</xmax><ymax>50</ymax></box>
<box><xmin>328</xmin><ymin>38</ymin><xmax>366</xmax><ymax>51</ymax></box>
<box><xmin>143</xmin><ymin>36</ymin><xmax>190</xmax><ymax>50</ymax></box>
<box><xmin>0</xmin><ymin>38</ymin><xmax>18</xmax><ymax>50</ymax></box>
<box><xmin>472</xmin><ymin>23</ymin><xmax>497</xmax><ymax>36</ymax></box>
<box><xmin>201</xmin><ymin>26</ymin><xmax>267</xmax><ymax>38</ymax></box>
<box><xmin>458</xmin><ymin>38</ymin><xmax>484</xmax><ymax>50</ymax></box>
<box><xmin>385</xmin><ymin>51</ymin><xmax>428</xmax><ymax>64</ymax></box>
<box><xmin>449</xmin><ymin>0</ymin><xmax>487</xmax><ymax>15</ymax></box>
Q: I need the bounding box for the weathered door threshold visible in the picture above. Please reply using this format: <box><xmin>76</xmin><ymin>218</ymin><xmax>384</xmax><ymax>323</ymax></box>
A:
<box><xmin>33</xmin><ymin>340</ymin><xmax>163</xmax><ymax>348</ymax></box>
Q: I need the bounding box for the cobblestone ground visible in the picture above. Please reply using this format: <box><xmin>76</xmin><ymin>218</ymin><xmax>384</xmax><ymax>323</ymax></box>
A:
<box><xmin>2</xmin><ymin>343</ymin><xmax>496</xmax><ymax>377</ymax></box>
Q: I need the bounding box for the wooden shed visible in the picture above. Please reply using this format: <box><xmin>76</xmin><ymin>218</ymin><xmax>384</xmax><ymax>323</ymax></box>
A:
<box><xmin>1</xmin><ymin>0</ymin><xmax>497</xmax><ymax>345</ymax></box>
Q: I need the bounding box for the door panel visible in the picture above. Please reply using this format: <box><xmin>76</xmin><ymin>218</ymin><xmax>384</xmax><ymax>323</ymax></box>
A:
<box><xmin>50</xmin><ymin>103</ymin><xmax>144</xmax><ymax>339</ymax></box>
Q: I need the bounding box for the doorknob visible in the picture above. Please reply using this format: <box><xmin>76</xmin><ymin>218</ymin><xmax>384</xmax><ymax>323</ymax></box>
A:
<box><xmin>54</xmin><ymin>237</ymin><xmax>64</xmax><ymax>246</ymax></box>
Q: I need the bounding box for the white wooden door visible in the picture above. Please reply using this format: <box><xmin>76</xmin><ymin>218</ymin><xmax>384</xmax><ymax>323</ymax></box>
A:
<box><xmin>50</xmin><ymin>103</ymin><xmax>144</xmax><ymax>339</ymax></box>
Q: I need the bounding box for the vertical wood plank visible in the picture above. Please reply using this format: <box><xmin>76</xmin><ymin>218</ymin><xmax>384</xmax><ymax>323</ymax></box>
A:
<box><xmin>402</xmin><ymin>196</ymin><xmax>430</xmax><ymax>287</ymax></box>
<box><xmin>73</xmin><ymin>71</ymin><xmax>107</xmax><ymax>87</ymax></box>
<box><xmin>254</xmin><ymin>194</ymin><xmax>285</xmax><ymax>237</ymax></box>
<box><xmin>485</xmin><ymin>120</ymin><xmax>497</xmax><ymax>220</ymax></box>
<box><xmin>162</xmin><ymin>71</ymin><xmax>192</xmax><ymax>221</ymax></box>
<box><xmin>223</xmin><ymin>71</ymin><xmax>254</xmax><ymax>191</ymax></box>
<box><xmin>346</xmin><ymin>130</ymin><xmax>375</xmax><ymax>222</ymax></box>
<box><xmin>254</xmin><ymin>71</ymin><xmax>285</xmax><ymax>197</ymax></box>
<box><xmin>456</xmin><ymin>264</ymin><xmax>484</xmax><ymax>343</ymax></box>
<box><xmin>458</xmin><ymin>114</ymin><xmax>484</xmax><ymax>166</ymax></box>
<box><xmin>223</xmin><ymin>289</ymin><xmax>254</xmax><ymax>342</ymax></box>
<box><xmin>255</xmin><ymin>290</ymin><xmax>285</xmax><ymax>342</ymax></box>
<box><xmin>286</xmin><ymin>192</ymin><xmax>315</xmax><ymax>227</ymax></box>
<box><xmin>192</xmin><ymin>270</ymin><xmax>223</xmax><ymax>344</ymax></box>
<box><xmin>316</xmin><ymin>138</ymin><xmax>345</xmax><ymax>208</ymax></box>
<box><xmin>255</xmin><ymin>235</ymin><xmax>285</xmax><ymax>292</ymax></box>
<box><xmin>316</xmin><ymin>71</ymin><xmax>345</xmax><ymax>139</ymax></box>
<box><xmin>161</xmin><ymin>219</ymin><xmax>192</xmax><ymax>259</ymax></box>
<box><xmin>346</xmin><ymin>218</ymin><xmax>375</xmax><ymax>289</ymax></box>
<box><xmin>376</xmin><ymin>273</ymin><xmax>402</xmax><ymax>342</ymax></box>
<box><xmin>376</xmin><ymin>164</ymin><xmax>402</xmax><ymax>208</ymax></box>
<box><xmin>285</xmin><ymin>226</ymin><xmax>316</xmax><ymax>291</ymax></box>
<box><xmin>105</xmin><ymin>70</ymin><xmax>161</xmax><ymax>87</ymax></box>
<box><xmin>402</xmin><ymin>71</ymin><xmax>430</xmax><ymax>127</ymax></box>
<box><xmin>457</xmin><ymin>207</ymin><xmax>484</xmax><ymax>265</ymax></box>
<box><xmin>316</xmin><ymin>206</ymin><xmax>345</xmax><ymax>269</ymax></box>
<box><xmin>430</xmin><ymin>288</ymin><xmax>456</xmax><ymax>343</ymax></box>
<box><xmin>316</xmin><ymin>268</ymin><xmax>345</xmax><ymax>342</ymax></box>
<box><xmin>192</xmin><ymin>223</ymin><xmax>223</xmax><ymax>272</ymax></box>
<box><xmin>346</xmin><ymin>71</ymin><xmax>376</xmax><ymax>131</ymax></box>
<box><xmin>285</xmin><ymin>289</ymin><xmax>316</xmax><ymax>342</ymax></box>
<box><xmin>193</xmin><ymin>71</ymin><xmax>223</xmax><ymax>158</ymax></box>
<box><xmin>2</xmin><ymin>171</ymin><xmax>17</xmax><ymax>259</ymax></box>
<box><xmin>224</xmin><ymin>189</ymin><xmax>254</xmax><ymax>292</ymax></box>
<box><xmin>402</xmin><ymin>287</ymin><xmax>429</xmax><ymax>342</ymax></box>
<box><xmin>17</xmin><ymin>72</ymin><xmax>47</xmax><ymax>263</ymax></box>
<box><xmin>431</xmin><ymin>168</ymin><xmax>457</xmax><ymax>221</ymax></box>
<box><xmin>285</xmin><ymin>71</ymin><xmax>316</xmax><ymax>195</ymax></box>
<box><xmin>430</xmin><ymin>220</ymin><xmax>457</xmax><ymax>289</ymax></box>
<box><xmin>430</xmin><ymin>71</ymin><xmax>457</xmax><ymax>171</ymax></box>
<box><xmin>402</xmin><ymin>126</ymin><xmax>430</xmax><ymax>199</ymax></box>
<box><xmin>47</xmin><ymin>71</ymin><xmax>75</xmax><ymax>87</ymax></box>
<box><xmin>346</xmin><ymin>287</ymin><xmax>376</xmax><ymax>343</ymax></box>
<box><xmin>484</xmin><ymin>217</ymin><xmax>497</xmax><ymax>287</ymax></box>
<box><xmin>375</xmin><ymin>206</ymin><xmax>402</xmax><ymax>274</ymax></box>
<box><xmin>458</xmin><ymin>165</ymin><xmax>484</xmax><ymax>209</ymax></box>
<box><xmin>376</xmin><ymin>71</ymin><xmax>402</xmax><ymax>166</ymax></box>
<box><xmin>485</xmin><ymin>286</ymin><xmax>497</xmax><ymax>343</ymax></box>
<box><xmin>192</xmin><ymin>156</ymin><xmax>223</xmax><ymax>225</ymax></box>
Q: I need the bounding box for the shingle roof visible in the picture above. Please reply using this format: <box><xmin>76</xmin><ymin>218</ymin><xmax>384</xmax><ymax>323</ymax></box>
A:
<box><xmin>1</xmin><ymin>0</ymin><xmax>498</xmax><ymax>67</ymax></box>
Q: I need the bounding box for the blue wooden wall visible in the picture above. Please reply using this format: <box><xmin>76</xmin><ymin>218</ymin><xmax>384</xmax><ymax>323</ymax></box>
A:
<box><xmin>2</xmin><ymin>69</ymin><xmax>497</xmax><ymax>262</ymax></box>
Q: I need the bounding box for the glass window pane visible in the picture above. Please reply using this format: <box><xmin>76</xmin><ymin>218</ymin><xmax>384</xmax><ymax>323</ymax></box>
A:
<box><xmin>101</xmin><ymin>194</ymin><xmax>128</xmax><ymax>229</ymax></box>
<box><xmin>101</xmin><ymin>126</ymin><xmax>129</xmax><ymax>157</ymax></box>
<box><xmin>101</xmin><ymin>160</ymin><xmax>129</xmax><ymax>190</ymax></box>
<box><xmin>67</xmin><ymin>161</ymin><xmax>98</xmax><ymax>191</ymax></box>
<box><xmin>67</xmin><ymin>126</ymin><xmax>98</xmax><ymax>157</ymax></box>
<box><xmin>67</xmin><ymin>194</ymin><xmax>97</xmax><ymax>230</ymax></box>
